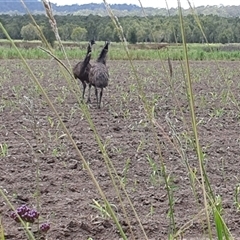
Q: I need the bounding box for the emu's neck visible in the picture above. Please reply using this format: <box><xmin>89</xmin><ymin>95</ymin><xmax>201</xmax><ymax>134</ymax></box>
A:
<box><xmin>96</xmin><ymin>49</ymin><xmax>108</xmax><ymax>65</ymax></box>
<box><xmin>83</xmin><ymin>52</ymin><xmax>91</xmax><ymax>65</ymax></box>
<box><xmin>79</xmin><ymin>52</ymin><xmax>91</xmax><ymax>77</ymax></box>
<box><xmin>86</xmin><ymin>43</ymin><xmax>92</xmax><ymax>55</ymax></box>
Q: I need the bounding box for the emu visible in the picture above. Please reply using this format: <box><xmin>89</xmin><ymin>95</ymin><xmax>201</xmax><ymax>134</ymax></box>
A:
<box><xmin>88</xmin><ymin>41</ymin><xmax>110</xmax><ymax>108</ymax></box>
<box><xmin>73</xmin><ymin>40</ymin><xmax>95</xmax><ymax>103</ymax></box>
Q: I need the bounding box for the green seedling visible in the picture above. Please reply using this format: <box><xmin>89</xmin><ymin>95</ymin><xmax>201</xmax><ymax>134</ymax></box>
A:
<box><xmin>90</xmin><ymin>199</ymin><xmax>111</xmax><ymax>219</ymax></box>
<box><xmin>147</xmin><ymin>204</ymin><xmax>155</xmax><ymax>217</ymax></box>
<box><xmin>121</xmin><ymin>92</ymin><xmax>129</xmax><ymax>102</ymax></box>
<box><xmin>137</xmin><ymin>139</ymin><xmax>144</xmax><ymax>152</ymax></box>
<box><xmin>0</xmin><ymin>143</ymin><xmax>8</xmax><ymax>157</ymax></box>
<box><xmin>47</xmin><ymin>116</ymin><xmax>54</xmax><ymax>128</ymax></box>
<box><xmin>214</xmin><ymin>108</ymin><xmax>225</xmax><ymax>118</ymax></box>
<box><xmin>0</xmin><ymin>101</ymin><xmax>5</xmax><ymax>112</ymax></box>
<box><xmin>122</xmin><ymin>108</ymin><xmax>131</xmax><ymax>119</ymax></box>
<box><xmin>209</xmin><ymin>91</ymin><xmax>218</xmax><ymax>100</ymax></box>
<box><xmin>34</xmin><ymin>84</ymin><xmax>42</xmax><ymax>96</ymax></box>
<box><xmin>12</xmin><ymin>85</ymin><xmax>24</xmax><ymax>98</ymax></box>
<box><xmin>146</xmin><ymin>154</ymin><xmax>161</xmax><ymax>185</ymax></box>
<box><xmin>52</xmin><ymin>148</ymin><xmax>60</xmax><ymax>157</ymax></box>
<box><xmin>55</xmin><ymin>94</ymin><xmax>65</xmax><ymax>104</ymax></box>
<box><xmin>120</xmin><ymin>158</ymin><xmax>131</xmax><ymax>187</ymax></box>
<box><xmin>54</xmin><ymin>86</ymin><xmax>69</xmax><ymax>105</ymax></box>
<box><xmin>234</xmin><ymin>183</ymin><xmax>240</xmax><ymax>211</ymax></box>
<box><xmin>69</xmin><ymin>106</ymin><xmax>77</xmax><ymax>119</ymax></box>
<box><xmin>199</xmin><ymin>95</ymin><xmax>206</xmax><ymax>108</ymax></box>
<box><xmin>61</xmin><ymin>85</ymin><xmax>68</xmax><ymax>97</ymax></box>
<box><xmin>209</xmin><ymin>108</ymin><xmax>225</xmax><ymax>118</ymax></box>
<box><xmin>129</xmin><ymin>83</ymin><xmax>136</xmax><ymax>93</ymax></box>
<box><xmin>112</xmin><ymin>146</ymin><xmax>122</xmax><ymax>154</ymax></box>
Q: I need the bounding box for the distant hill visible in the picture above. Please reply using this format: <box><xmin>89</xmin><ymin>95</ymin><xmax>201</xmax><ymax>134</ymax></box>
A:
<box><xmin>0</xmin><ymin>0</ymin><xmax>240</xmax><ymax>17</ymax></box>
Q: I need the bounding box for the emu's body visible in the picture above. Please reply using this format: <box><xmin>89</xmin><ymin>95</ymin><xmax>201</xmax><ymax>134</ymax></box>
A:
<box><xmin>88</xmin><ymin>41</ymin><xmax>109</xmax><ymax>108</ymax></box>
<box><xmin>73</xmin><ymin>40</ymin><xmax>94</xmax><ymax>102</ymax></box>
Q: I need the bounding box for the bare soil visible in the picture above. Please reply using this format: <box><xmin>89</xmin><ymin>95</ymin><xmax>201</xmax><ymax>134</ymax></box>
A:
<box><xmin>1</xmin><ymin>59</ymin><xmax>240</xmax><ymax>239</ymax></box>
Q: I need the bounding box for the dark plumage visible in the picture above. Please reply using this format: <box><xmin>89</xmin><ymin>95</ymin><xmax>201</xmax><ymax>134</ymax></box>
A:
<box><xmin>88</xmin><ymin>41</ymin><xmax>110</xmax><ymax>108</ymax></box>
<box><xmin>73</xmin><ymin>40</ymin><xmax>95</xmax><ymax>102</ymax></box>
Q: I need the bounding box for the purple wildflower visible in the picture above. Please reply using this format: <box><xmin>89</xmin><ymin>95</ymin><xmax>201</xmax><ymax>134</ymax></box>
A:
<box><xmin>10</xmin><ymin>205</ymin><xmax>39</xmax><ymax>223</ymax></box>
<box><xmin>40</xmin><ymin>222</ymin><xmax>50</xmax><ymax>233</ymax></box>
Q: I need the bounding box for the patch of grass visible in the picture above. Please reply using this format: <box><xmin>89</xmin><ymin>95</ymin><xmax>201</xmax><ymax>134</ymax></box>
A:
<box><xmin>1</xmin><ymin>43</ymin><xmax>240</xmax><ymax>60</ymax></box>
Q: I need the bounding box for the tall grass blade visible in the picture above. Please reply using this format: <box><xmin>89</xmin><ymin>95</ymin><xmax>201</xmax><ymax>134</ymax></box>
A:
<box><xmin>214</xmin><ymin>209</ymin><xmax>223</xmax><ymax>240</ymax></box>
<box><xmin>0</xmin><ymin>217</ymin><xmax>5</xmax><ymax>240</ymax></box>
<box><xmin>177</xmin><ymin>0</ymin><xmax>212</xmax><ymax>238</ymax></box>
<box><xmin>213</xmin><ymin>196</ymin><xmax>231</xmax><ymax>240</ymax></box>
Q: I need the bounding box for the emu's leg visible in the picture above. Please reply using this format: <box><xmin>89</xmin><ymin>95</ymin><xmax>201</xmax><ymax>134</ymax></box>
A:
<box><xmin>82</xmin><ymin>81</ymin><xmax>86</xmax><ymax>102</ymax></box>
<box><xmin>95</xmin><ymin>87</ymin><xmax>99</xmax><ymax>107</ymax></box>
<box><xmin>99</xmin><ymin>88</ymin><xmax>103</xmax><ymax>109</ymax></box>
<box><xmin>87</xmin><ymin>84</ymin><xmax>91</xmax><ymax>103</ymax></box>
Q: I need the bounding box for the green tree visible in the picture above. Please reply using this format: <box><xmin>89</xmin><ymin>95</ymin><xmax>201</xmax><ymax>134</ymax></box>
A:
<box><xmin>103</xmin><ymin>26</ymin><xmax>114</xmax><ymax>41</ymax></box>
<box><xmin>153</xmin><ymin>30</ymin><xmax>165</xmax><ymax>42</ymax></box>
<box><xmin>42</xmin><ymin>25</ymin><xmax>55</xmax><ymax>47</ymax></box>
<box><xmin>71</xmin><ymin>27</ymin><xmax>87</xmax><ymax>41</ymax></box>
<box><xmin>128</xmin><ymin>28</ymin><xmax>137</xmax><ymax>44</ymax></box>
<box><xmin>137</xmin><ymin>28</ymin><xmax>148</xmax><ymax>42</ymax></box>
<box><xmin>85</xmin><ymin>15</ymin><xmax>101</xmax><ymax>40</ymax></box>
<box><xmin>191</xmin><ymin>27</ymin><xmax>202</xmax><ymax>43</ymax></box>
<box><xmin>113</xmin><ymin>29</ymin><xmax>120</xmax><ymax>42</ymax></box>
<box><xmin>1</xmin><ymin>12</ymin><xmax>240</xmax><ymax>44</ymax></box>
<box><xmin>233</xmin><ymin>22</ymin><xmax>240</xmax><ymax>42</ymax></box>
<box><xmin>59</xmin><ymin>23</ymin><xmax>78</xmax><ymax>41</ymax></box>
<box><xmin>20</xmin><ymin>23</ymin><xmax>39</xmax><ymax>40</ymax></box>
<box><xmin>5</xmin><ymin>22</ymin><xmax>22</xmax><ymax>39</ymax></box>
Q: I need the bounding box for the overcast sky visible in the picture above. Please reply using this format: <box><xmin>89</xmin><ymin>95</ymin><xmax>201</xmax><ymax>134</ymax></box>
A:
<box><xmin>50</xmin><ymin>0</ymin><xmax>240</xmax><ymax>9</ymax></box>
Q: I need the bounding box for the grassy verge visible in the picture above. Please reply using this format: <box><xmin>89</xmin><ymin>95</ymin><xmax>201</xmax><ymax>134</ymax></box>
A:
<box><xmin>1</xmin><ymin>41</ymin><xmax>240</xmax><ymax>60</ymax></box>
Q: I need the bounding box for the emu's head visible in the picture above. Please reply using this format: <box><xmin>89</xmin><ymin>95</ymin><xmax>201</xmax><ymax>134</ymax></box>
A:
<box><xmin>90</xmin><ymin>39</ymin><xmax>96</xmax><ymax>46</ymax></box>
<box><xmin>104</xmin><ymin>41</ymin><xmax>110</xmax><ymax>51</ymax></box>
<box><xmin>86</xmin><ymin>39</ymin><xmax>96</xmax><ymax>54</ymax></box>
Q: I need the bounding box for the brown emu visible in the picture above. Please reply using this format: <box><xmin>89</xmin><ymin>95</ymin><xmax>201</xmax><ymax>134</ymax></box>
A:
<box><xmin>73</xmin><ymin>40</ymin><xmax>95</xmax><ymax>102</ymax></box>
<box><xmin>88</xmin><ymin>41</ymin><xmax>110</xmax><ymax>108</ymax></box>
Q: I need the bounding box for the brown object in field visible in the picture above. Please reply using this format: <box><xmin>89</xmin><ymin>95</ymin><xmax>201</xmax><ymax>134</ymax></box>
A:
<box><xmin>88</xmin><ymin>41</ymin><xmax>110</xmax><ymax>108</ymax></box>
<box><xmin>73</xmin><ymin>40</ymin><xmax>95</xmax><ymax>102</ymax></box>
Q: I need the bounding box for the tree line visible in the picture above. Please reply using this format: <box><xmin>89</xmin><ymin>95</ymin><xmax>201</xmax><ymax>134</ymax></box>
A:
<box><xmin>1</xmin><ymin>1</ymin><xmax>240</xmax><ymax>17</ymax></box>
<box><xmin>0</xmin><ymin>14</ymin><xmax>240</xmax><ymax>45</ymax></box>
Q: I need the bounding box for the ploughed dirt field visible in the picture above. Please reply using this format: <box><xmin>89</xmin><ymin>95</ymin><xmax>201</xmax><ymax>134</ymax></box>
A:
<box><xmin>1</xmin><ymin>59</ymin><xmax>240</xmax><ymax>239</ymax></box>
